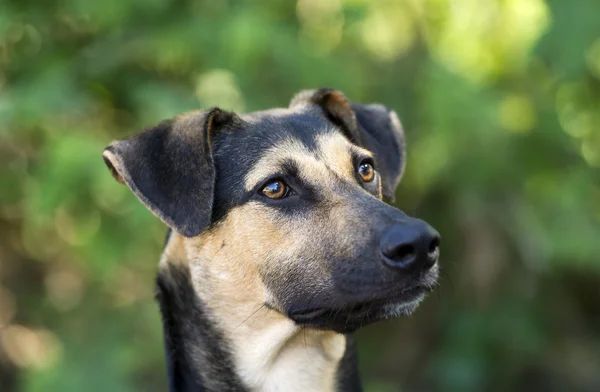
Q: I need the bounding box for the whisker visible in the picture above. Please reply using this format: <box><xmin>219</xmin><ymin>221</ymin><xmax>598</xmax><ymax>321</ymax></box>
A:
<box><xmin>303</xmin><ymin>327</ymin><xmax>312</xmax><ymax>361</ymax></box>
<box><xmin>362</xmin><ymin>300</ymin><xmax>376</xmax><ymax>328</ymax></box>
<box><xmin>233</xmin><ymin>304</ymin><xmax>265</xmax><ymax>331</ymax></box>
<box><xmin>440</xmin><ymin>268</ymin><xmax>455</xmax><ymax>294</ymax></box>
<box><xmin>301</xmin><ymin>290</ymin><xmax>321</xmax><ymax>361</ymax></box>
<box><xmin>344</xmin><ymin>304</ymin><xmax>354</xmax><ymax>329</ymax></box>
<box><xmin>206</xmin><ymin>241</ymin><xmax>227</xmax><ymax>264</ymax></box>
<box><xmin>331</xmin><ymin>303</ymin><xmax>343</xmax><ymax>325</ymax></box>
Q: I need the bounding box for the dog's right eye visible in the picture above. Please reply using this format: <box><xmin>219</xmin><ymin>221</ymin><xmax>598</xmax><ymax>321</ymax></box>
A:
<box><xmin>358</xmin><ymin>162</ymin><xmax>375</xmax><ymax>182</ymax></box>
<box><xmin>261</xmin><ymin>180</ymin><xmax>290</xmax><ymax>199</ymax></box>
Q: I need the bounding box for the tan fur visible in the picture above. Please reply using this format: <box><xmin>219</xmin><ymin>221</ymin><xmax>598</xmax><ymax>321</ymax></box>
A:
<box><xmin>162</xmin><ymin>225</ymin><xmax>346</xmax><ymax>392</ymax></box>
<box><xmin>159</xmin><ymin>232</ymin><xmax>189</xmax><ymax>269</ymax></box>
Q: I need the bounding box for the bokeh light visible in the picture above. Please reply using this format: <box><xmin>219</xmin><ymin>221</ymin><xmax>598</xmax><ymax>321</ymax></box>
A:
<box><xmin>1</xmin><ymin>0</ymin><xmax>599</xmax><ymax>391</ymax></box>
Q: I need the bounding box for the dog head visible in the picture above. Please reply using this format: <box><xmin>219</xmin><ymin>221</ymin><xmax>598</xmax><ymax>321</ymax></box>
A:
<box><xmin>103</xmin><ymin>88</ymin><xmax>440</xmax><ymax>333</ymax></box>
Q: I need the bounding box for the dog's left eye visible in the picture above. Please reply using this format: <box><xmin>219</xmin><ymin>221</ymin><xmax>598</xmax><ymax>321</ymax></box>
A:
<box><xmin>261</xmin><ymin>180</ymin><xmax>290</xmax><ymax>199</ymax></box>
<box><xmin>357</xmin><ymin>162</ymin><xmax>375</xmax><ymax>182</ymax></box>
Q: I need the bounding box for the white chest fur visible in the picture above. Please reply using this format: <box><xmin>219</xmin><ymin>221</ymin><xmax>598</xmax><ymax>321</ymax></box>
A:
<box><xmin>230</xmin><ymin>317</ymin><xmax>346</xmax><ymax>392</ymax></box>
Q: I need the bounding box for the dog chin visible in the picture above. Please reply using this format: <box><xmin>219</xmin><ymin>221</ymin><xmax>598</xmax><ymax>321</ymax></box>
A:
<box><xmin>343</xmin><ymin>292</ymin><xmax>427</xmax><ymax>328</ymax></box>
<box><xmin>380</xmin><ymin>296</ymin><xmax>425</xmax><ymax>318</ymax></box>
<box><xmin>290</xmin><ymin>289</ymin><xmax>429</xmax><ymax>333</ymax></box>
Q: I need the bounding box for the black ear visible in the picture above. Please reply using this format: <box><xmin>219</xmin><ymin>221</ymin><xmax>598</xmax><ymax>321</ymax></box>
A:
<box><xmin>350</xmin><ymin>102</ymin><xmax>406</xmax><ymax>201</ymax></box>
<box><xmin>102</xmin><ymin>108</ymin><xmax>236</xmax><ymax>237</ymax></box>
<box><xmin>290</xmin><ymin>88</ymin><xmax>405</xmax><ymax>201</ymax></box>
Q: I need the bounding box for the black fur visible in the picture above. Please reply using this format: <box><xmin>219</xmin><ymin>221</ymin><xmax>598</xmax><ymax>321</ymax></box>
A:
<box><xmin>156</xmin><ymin>262</ymin><xmax>247</xmax><ymax>392</ymax></box>
<box><xmin>336</xmin><ymin>336</ymin><xmax>363</xmax><ymax>392</ymax></box>
<box><xmin>351</xmin><ymin>103</ymin><xmax>405</xmax><ymax>200</ymax></box>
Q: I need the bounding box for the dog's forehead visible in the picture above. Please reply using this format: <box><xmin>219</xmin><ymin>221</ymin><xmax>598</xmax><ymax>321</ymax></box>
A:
<box><xmin>239</xmin><ymin>108</ymin><xmax>332</xmax><ymax>146</ymax></box>
<box><xmin>213</xmin><ymin>109</ymin><xmax>349</xmax><ymax>177</ymax></box>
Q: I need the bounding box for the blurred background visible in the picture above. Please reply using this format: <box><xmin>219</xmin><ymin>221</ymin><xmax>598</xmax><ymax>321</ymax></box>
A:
<box><xmin>1</xmin><ymin>0</ymin><xmax>599</xmax><ymax>391</ymax></box>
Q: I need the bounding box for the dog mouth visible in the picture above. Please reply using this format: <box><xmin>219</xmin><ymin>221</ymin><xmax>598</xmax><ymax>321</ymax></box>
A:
<box><xmin>288</xmin><ymin>284</ymin><xmax>430</xmax><ymax>331</ymax></box>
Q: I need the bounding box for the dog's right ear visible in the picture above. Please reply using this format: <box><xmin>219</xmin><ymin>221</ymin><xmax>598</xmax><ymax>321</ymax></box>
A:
<box><xmin>290</xmin><ymin>88</ymin><xmax>406</xmax><ymax>202</ymax></box>
<box><xmin>102</xmin><ymin>108</ymin><xmax>235</xmax><ymax>238</ymax></box>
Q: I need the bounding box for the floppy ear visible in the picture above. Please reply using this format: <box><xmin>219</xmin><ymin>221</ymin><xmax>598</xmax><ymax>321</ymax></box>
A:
<box><xmin>290</xmin><ymin>88</ymin><xmax>405</xmax><ymax>201</ymax></box>
<box><xmin>102</xmin><ymin>108</ymin><xmax>236</xmax><ymax>237</ymax></box>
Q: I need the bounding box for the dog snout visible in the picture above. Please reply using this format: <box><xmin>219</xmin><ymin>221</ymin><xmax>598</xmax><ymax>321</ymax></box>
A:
<box><xmin>380</xmin><ymin>219</ymin><xmax>440</xmax><ymax>272</ymax></box>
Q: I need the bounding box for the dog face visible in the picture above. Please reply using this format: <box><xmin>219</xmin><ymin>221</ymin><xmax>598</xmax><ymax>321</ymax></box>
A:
<box><xmin>103</xmin><ymin>89</ymin><xmax>440</xmax><ymax>333</ymax></box>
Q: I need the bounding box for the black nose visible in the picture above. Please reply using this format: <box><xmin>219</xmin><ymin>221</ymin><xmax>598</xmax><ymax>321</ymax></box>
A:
<box><xmin>380</xmin><ymin>220</ymin><xmax>440</xmax><ymax>272</ymax></box>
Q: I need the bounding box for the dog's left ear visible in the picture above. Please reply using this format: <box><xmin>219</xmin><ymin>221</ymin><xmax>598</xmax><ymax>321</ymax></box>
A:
<box><xmin>102</xmin><ymin>108</ymin><xmax>236</xmax><ymax>237</ymax></box>
<box><xmin>290</xmin><ymin>88</ymin><xmax>405</xmax><ymax>201</ymax></box>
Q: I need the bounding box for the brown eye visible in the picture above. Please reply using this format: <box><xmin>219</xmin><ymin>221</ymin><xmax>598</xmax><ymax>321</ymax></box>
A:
<box><xmin>358</xmin><ymin>162</ymin><xmax>375</xmax><ymax>182</ymax></box>
<box><xmin>261</xmin><ymin>180</ymin><xmax>289</xmax><ymax>199</ymax></box>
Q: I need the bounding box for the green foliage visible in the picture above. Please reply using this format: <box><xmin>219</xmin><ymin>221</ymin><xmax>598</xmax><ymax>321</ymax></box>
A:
<box><xmin>1</xmin><ymin>0</ymin><xmax>599</xmax><ymax>391</ymax></box>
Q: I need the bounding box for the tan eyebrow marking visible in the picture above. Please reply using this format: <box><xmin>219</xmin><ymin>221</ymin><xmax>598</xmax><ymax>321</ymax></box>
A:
<box><xmin>244</xmin><ymin>131</ymin><xmax>374</xmax><ymax>192</ymax></box>
<box><xmin>315</xmin><ymin>133</ymin><xmax>373</xmax><ymax>179</ymax></box>
<box><xmin>244</xmin><ymin>138</ymin><xmax>315</xmax><ymax>191</ymax></box>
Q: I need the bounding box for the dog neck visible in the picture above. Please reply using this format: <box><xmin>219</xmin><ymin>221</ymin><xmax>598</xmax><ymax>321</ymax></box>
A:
<box><xmin>156</xmin><ymin>233</ymin><xmax>362</xmax><ymax>392</ymax></box>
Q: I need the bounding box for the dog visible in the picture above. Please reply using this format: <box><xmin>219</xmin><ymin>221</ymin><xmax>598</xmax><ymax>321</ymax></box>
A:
<box><xmin>102</xmin><ymin>88</ymin><xmax>440</xmax><ymax>392</ymax></box>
